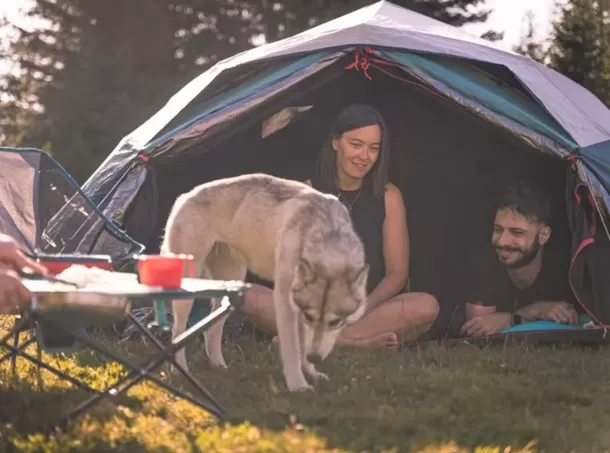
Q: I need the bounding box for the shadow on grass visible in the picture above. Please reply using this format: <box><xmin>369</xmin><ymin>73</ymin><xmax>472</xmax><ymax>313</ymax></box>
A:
<box><xmin>0</xmin><ymin>378</ymin><xmax>145</xmax><ymax>446</ymax></box>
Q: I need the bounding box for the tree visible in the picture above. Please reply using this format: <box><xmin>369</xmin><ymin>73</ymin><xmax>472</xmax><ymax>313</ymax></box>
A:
<box><xmin>0</xmin><ymin>0</ymin><xmax>502</xmax><ymax>182</ymax></box>
<box><xmin>547</xmin><ymin>0</ymin><xmax>610</xmax><ymax>106</ymax></box>
<box><xmin>514</xmin><ymin>10</ymin><xmax>548</xmax><ymax>63</ymax></box>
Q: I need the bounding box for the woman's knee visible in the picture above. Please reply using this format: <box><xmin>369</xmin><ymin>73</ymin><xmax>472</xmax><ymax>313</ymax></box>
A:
<box><xmin>421</xmin><ymin>293</ymin><xmax>440</xmax><ymax>322</ymax></box>
<box><xmin>242</xmin><ymin>283</ymin><xmax>273</xmax><ymax>314</ymax></box>
<box><xmin>399</xmin><ymin>292</ymin><xmax>439</xmax><ymax>323</ymax></box>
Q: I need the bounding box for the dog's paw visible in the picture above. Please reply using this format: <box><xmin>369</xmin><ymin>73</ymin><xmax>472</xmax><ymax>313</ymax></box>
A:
<box><xmin>285</xmin><ymin>373</ymin><xmax>314</xmax><ymax>392</ymax></box>
<box><xmin>303</xmin><ymin>362</ymin><xmax>329</xmax><ymax>381</ymax></box>
<box><xmin>287</xmin><ymin>382</ymin><xmax>314</xmax><ymax>392</ymax></box>
<box><xmin>311</xmin><ymin>371</ymin><xmax>329</xmax><ymax>381</ymax></box>
<box><xmin>210</xmin><ymin>359</ymin><xmax>228</xmax><ymax>369</ymax></box>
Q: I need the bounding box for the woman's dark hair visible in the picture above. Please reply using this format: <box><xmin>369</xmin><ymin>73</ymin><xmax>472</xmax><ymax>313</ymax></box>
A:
<box><xmin>315</xmin><ymin>104</ymin><xmax>390</xmax><ymax>199</ymax></box>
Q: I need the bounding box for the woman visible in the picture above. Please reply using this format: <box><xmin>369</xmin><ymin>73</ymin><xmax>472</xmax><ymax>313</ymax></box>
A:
<box><xmin>242</xmin><ymin>104</ymin><xmax>439</xmax><ymax>348</ymax></box>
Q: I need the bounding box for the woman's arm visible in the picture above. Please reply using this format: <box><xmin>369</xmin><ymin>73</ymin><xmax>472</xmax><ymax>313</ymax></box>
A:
<box><xmin>366</xmin><ymin>183</ymin><xmax>410</xmax><ymax>311</ymax></box>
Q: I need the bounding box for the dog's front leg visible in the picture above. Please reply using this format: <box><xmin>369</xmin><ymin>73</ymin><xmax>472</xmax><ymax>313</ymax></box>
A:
<box><xmin>302</xmin><ymin>360</ymin><xmax>329</xmax><ymax>382</ymax></box>
<box><xmin>273</xmin><ymin>282</ymin><xmax>312</xmax><ymax>392</ymax></box>
<box><xmin>299</xmin><ymin>323</ymin><xmax>329</xmax><ymax>382</ymax></box>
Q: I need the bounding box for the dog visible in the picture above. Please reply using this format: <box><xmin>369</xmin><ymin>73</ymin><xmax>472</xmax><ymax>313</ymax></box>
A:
<box><xmin>161</xmin><ymin>173</ymin><xmax>369</xmax><ymax>391</ymax></box>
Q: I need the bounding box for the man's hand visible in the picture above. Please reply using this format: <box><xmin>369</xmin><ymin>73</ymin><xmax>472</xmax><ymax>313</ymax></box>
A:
<box><xmin>0</xmin><ymin>234</ymin><xmax>47</xmax><ymax>274</ymax></box>
<box><xmin>460</xmin><ymin>312</ymin><xmax>513</xmax><ymax>337</ymax></box>
<box><xmin>527</xmin><ymin>301</ymin><xmax>579</xmax><ymax>325</ymax></box>
<box><xmin>0</xmin><ymin>265</ymin><xmax>32</xmax><ymax>314</ymax></box>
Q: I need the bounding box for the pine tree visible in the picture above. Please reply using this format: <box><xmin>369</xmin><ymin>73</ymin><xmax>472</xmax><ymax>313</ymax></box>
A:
<box><xmin>0</xmin><ymin>0</ymin><xmax>501</xmax><ymax>182</ymax></box>
<box><xmin>547</xmin><ymin>0</ymin><xmax>610</xmax><ymax>106</ymax></box>
<box><xmin>514</xmin><ymin>10</ymin><xmax>548</xmax><ymax>63</ymax></box>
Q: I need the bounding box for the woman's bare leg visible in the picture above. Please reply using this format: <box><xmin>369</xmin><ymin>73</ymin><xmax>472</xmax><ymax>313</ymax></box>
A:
<box><xmin>241</xmin><ymin>283</ymin><xmax>277</xmax><ymax>333</ymax></box>
<box><xmin>338</xmin><ymin>292</ymin><xmax>439</xmax><ymax>348</ymax></box>
<box><xmin>241</xmin><ymin>284</ymin><xmax>439</xmax><ymax>349</ymax></box>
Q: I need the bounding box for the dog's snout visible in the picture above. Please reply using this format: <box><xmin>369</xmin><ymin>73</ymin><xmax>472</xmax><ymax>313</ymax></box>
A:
<box><xmin>307</xmin><ymin>353</ymin><xmax>322</xmax><ymax>365</ymax></box>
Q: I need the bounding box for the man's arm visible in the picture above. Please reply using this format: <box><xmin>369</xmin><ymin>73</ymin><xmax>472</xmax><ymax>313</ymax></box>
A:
<box><xmin>516</xmin><ymin>301</ymin><xmax>579</xmax><ymax>324</ymax></box>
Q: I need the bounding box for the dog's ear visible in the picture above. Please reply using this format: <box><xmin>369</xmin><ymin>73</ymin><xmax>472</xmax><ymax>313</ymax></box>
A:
<box><xmin>295</xmin><ymin>258</ymin><xmax>317</xmax><ymax>286</ymax></box>
<box><xmin>348</xmin><ymin>264</ymin><xmax>369</xmax><ymax>289</ymax></box>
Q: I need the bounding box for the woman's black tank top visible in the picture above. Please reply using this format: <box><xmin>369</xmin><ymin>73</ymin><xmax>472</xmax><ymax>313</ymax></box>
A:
<box><xmin>310</xmin><ymin>176</ymin><xmax>386</xmax><ymax>294</ymax></box>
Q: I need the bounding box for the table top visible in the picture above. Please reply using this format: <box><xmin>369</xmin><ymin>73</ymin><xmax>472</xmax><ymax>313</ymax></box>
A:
<box><xmin>24</xmin><ymin>271</ymin><xmax>251</xmax><ymax>300</ymax></box>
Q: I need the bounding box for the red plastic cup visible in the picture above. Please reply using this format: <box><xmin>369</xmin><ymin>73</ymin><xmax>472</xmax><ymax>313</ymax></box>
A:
<box><xmin>137</xmin><ymin>253</ymin><xmax>195</xmax><ymax>289</ymax></box>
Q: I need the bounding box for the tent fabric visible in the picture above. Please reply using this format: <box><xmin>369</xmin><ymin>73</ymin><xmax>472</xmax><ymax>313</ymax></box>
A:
<box><xmin>79</xmin><ymin>51</ymin><xmax>342</xmax><ymax>203</ymax></box>
<box><xmin>66</xmin><ymin>0</ymin><xmax>610</xmax><ymax>336</ymax></box>
<box><xmin>82</xmin><ymin>0</ymin><xmax>610</xmax><ymax>197</ymax></box>
<box><xmin>183</xmin><ymin>0</ymin><xmax>610</xmax><ymax>148</ymax></box>
<box><xmin>580</xmin><ymin>140</ymin><xmax>610</xmax><ymax>215</ymax></box>
<box><xmin>146</xmin><ymin>51</ymin><xmax>342</xmax><ymax>158</ymax></box>
<box><xmin>144</xmin><ymin>50</ymin><xmax>339</xmax><ymax>152</ymax></box>
<box><xmin>382</xmin><ymin>50</ymin><xmax>579</xmax><ymax>153</ymax></box>
<box><xmin>150</xmin><ymin>48</ymin><xmax>578</xmax><ymax>160</ymax></box>
<box><xmin>80</xmin><ymin>1</ymin><xmax>610</xmax><ymax>215</ymax></box>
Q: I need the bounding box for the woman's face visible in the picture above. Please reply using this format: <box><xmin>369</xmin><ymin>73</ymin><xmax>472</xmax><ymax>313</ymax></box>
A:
<box><xmin>332</xmin><ymin>124</ymin><xmax>381</xmax><ymax>181</ymax></box>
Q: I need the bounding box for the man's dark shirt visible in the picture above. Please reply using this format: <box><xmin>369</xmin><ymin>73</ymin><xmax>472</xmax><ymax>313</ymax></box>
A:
<box><xmin>465</xmin><ymin>245</ymin><xmax>578</xmax><ymax>313</ymax></box>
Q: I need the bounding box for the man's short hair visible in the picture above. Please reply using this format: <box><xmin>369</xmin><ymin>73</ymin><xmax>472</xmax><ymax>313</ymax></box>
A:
<box><xmin>497</xmin><ymin>180</ymin><xmax>551</xmax><ymax>225</ymax></box>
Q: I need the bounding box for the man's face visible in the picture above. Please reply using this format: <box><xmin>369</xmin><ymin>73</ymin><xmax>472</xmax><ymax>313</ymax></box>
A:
<box><xmin>491</xmin><ymin>207</ymin><xmax>550</xmax><ymax>269</ymax></box>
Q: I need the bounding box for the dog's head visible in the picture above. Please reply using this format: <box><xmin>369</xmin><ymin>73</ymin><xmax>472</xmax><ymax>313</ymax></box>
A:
<box><xmin>290</xmin><ymin>258</ymin><xmax>369</xmax><ymax>363</ymax></box>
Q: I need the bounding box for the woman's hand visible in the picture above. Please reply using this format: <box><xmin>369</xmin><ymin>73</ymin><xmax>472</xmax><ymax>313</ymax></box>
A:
<box><xmin>0</xmin><ymin>233</ymin><xmax>47</xmax><ymax>274</ymax></box>
<box><xmin>0</xmin><ymin>264</ymin><xmax>32</xmax><ymax>314</ymax></box>
<box><xmin>0</xmin><ymin>234</ymin><xmax>46</xmax><ymax>314</ymax></box>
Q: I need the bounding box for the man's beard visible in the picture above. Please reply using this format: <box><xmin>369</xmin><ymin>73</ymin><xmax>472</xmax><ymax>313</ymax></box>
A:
<box><xmin>495</xmin><ymin>239</ymin><xmax>541</xmax><ymax>269</ymax></box>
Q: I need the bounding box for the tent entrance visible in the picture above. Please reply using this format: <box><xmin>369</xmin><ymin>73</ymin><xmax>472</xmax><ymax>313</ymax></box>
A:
<box><xmin>123</xmin><ymin>53</ymin><xmax>573</xmax><ymax>335</ymax></box>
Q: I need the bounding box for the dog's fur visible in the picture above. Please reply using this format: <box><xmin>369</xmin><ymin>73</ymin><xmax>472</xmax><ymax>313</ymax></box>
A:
<box><xmin>161</xmin><ymin>173</ymin><xmax>369</xmax><ymax>391</ymax></box>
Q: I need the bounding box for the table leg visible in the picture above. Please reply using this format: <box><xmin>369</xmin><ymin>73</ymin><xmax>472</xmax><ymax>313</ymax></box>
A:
<box><xmin>48</xmin><ymin>295</ymin><xmax>238</xmax><ymax>431</ymax></box>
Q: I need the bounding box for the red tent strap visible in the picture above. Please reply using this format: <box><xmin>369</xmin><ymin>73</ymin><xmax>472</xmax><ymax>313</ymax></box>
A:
<box><xmin>344</xmin><ymin>48</ymin><xmax>449</xmax><ymax>103</ymax></box>
<box><xmin>345</xmin><ymin>48</ymin><xmax>397</xmax><ymax>80</ymax></box>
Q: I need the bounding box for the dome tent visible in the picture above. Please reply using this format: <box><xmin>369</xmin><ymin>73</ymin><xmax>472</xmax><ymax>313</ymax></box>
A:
<box><xmin>52</xmin><ymin>0</ymin><xmax>610</xmax><ymax>337</ymax></box>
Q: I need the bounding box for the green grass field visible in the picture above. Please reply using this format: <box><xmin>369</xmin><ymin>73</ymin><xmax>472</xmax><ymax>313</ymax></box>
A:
<box><xmin>1</xmin><ymin>317</ymin><xmax>609</xmax><ymax>453</ymax></box>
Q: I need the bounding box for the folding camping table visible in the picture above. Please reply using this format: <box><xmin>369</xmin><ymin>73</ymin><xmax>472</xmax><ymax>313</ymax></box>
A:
<box><xmin>0</xmin><ymin>272</ymin><xmax>249</xmax><ymax>432</ymax></box>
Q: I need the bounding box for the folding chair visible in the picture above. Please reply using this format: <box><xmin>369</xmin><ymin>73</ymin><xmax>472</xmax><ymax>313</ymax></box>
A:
<box><xmin>0</xmin><ymin>146</ymin><xmax>144</xmax><ymax>367</ymax></box>
<box><xmin>0</xmin><ymin>147</ymin><xmax>248</xmax><ymax>430</ymax></box>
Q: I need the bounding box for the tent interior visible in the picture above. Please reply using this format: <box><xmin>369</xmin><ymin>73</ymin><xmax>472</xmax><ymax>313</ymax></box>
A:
<box><xmin>123</xmin><ymin>51</ymin><xmax>573</xmax><ymax>336</ymax></box>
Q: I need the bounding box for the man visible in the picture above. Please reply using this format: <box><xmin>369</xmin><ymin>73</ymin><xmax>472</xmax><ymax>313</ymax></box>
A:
<box><xmin>461</xmin><ymin>181</ymin><xmax>579</xmax><ymax>337</ymax></box>
<box><xmin>0</xmin><ymin>233</ymin><xmax>47</xmax><ymax>314</ymax></box>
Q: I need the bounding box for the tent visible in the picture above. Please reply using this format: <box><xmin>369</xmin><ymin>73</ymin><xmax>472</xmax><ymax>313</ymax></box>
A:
<box><xmin>51</xmin><ymin>0</ymin><xmax>610</xmax><ymax>338</ymax></box>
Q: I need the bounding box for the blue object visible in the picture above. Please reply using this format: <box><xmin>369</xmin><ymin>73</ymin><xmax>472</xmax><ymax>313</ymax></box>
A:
<box><xmin>187</xmin><ymin>299</ymin><xmax>211</xmax><ymax>328</ymax></box>
<box><xmin>501</xmin><ymin>314</ymin><xmax>593</xmax><ymax>333</ymax></box>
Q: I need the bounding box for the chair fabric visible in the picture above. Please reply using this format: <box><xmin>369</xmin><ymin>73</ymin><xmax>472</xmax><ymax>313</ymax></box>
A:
<box><xmin>0</xmin><ymin>147</ymin><xmax>144</xmax><ymax>261</ymax></box>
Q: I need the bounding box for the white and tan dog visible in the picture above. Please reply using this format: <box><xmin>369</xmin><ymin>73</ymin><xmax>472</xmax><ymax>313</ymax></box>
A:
<box><xmin>161</xmin><ymin>173</ymin><xmax>369</xmax><ymax>391</ymax></box>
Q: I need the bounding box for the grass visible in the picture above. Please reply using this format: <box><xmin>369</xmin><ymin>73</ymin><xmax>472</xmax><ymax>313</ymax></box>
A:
<box><xmin>1</xmin><ymin>317</ymin><xmax>610</xmax><ymax>453</ymax></box>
